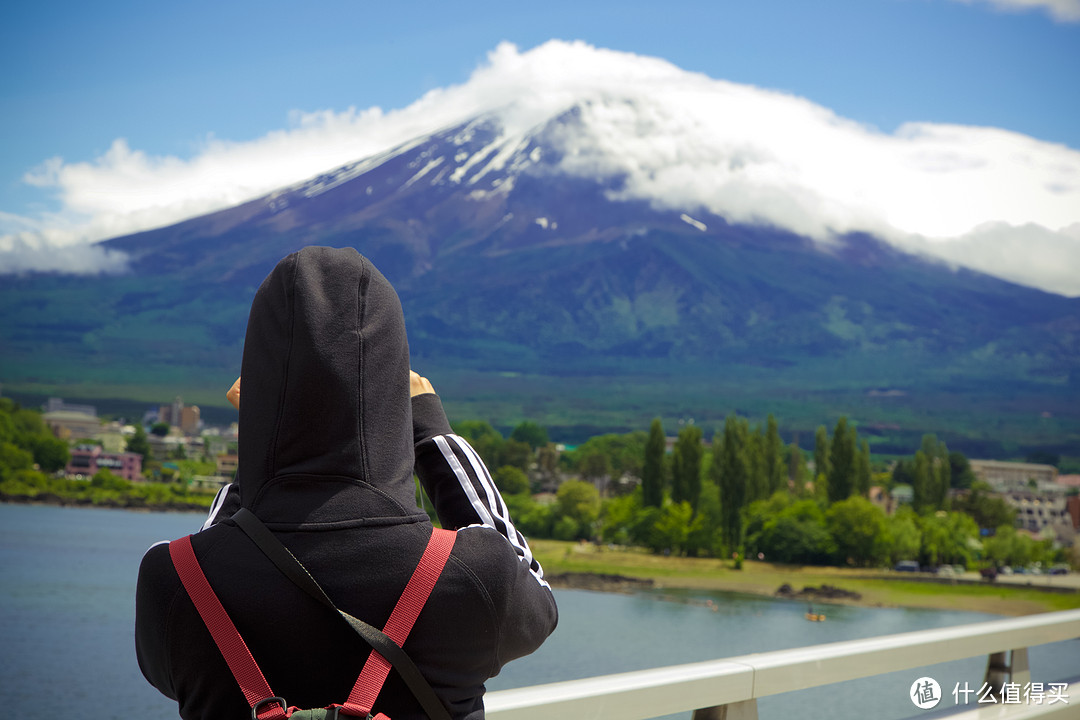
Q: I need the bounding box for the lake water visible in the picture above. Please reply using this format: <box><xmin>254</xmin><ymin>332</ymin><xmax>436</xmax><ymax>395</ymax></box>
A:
<box><xmin>1</xmin><ymin>504</ymin><xmax>1076</xmax><ymax>719</ymax></box>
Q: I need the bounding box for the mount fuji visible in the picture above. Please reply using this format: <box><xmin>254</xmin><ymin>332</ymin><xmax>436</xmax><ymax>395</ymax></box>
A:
<box><xmin>1</xmin><ymin>42</ymin><xmax>1077</xmax><ymax>450</ymax></box>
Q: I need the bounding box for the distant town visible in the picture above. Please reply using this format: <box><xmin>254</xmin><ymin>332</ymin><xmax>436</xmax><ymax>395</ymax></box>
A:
<box><xmin>41</xmin><ymin>396</ymin><xmax>238</xmax><ymax>492</ymax></box>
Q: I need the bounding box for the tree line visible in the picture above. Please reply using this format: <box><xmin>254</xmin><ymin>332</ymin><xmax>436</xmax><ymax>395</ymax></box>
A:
<box><xmin>451</xmin><ymin>414</ymin><xmax>1068</xmax><ymax>571</ymax></box>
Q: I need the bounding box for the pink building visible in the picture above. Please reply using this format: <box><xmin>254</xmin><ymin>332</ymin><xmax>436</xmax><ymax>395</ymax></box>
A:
<box><xmin>67</xmin><ymin>444</ymin><xmax>143</xmax><ymax>482</ymax></box>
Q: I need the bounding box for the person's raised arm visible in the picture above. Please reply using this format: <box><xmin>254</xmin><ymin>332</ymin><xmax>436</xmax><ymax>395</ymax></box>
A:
<box><xmin>410</xmin><ymin>371</ymin><xmax>547</xmax><ymax>588</ymax></box>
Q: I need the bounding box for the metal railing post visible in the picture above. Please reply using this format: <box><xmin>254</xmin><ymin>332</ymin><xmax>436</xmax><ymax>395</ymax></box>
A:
<box><xmin>691</xmin><ymin>699</ymin><xmax>759</xmax><ymax>720</ymax></box>
<box><xmin>984</xmin><ymin>646</ymin><xmax>1032</xmax><ymax>699</ymax></box>
<box><xmin>1011</xmin><ymin>647</ymin><xmax>1031</xmax><ymax>687</ymax></box>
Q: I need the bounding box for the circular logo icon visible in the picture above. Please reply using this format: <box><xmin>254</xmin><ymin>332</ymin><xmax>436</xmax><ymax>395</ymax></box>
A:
<box><xmin>910</xmin><ymin>676</ymin><xmax>942</xmax><ymax>709</ymax></box>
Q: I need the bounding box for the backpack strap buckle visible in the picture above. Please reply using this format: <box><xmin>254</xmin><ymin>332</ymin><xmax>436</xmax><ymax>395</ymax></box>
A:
<box><xmin>251</xmin><ymin>696</ymin><xmax>288</xmax><ymax>719</ymax></box>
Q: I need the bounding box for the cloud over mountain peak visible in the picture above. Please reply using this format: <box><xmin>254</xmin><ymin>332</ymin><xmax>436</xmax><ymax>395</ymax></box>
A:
<box><xmin>3</xmin><ymin>40</ymin><xmax>1079</xmax><ymax>295</ymax></box>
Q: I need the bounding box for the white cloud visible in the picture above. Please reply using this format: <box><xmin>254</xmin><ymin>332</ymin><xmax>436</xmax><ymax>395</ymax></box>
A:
<box><xmin>897</xmin><ymin>223</ymin><xmax>1080</xmax><ymax>296</ymax></box>
<box><xmin>0</xmin><ymin>228</ymin><xmax>129</xmax><ymax>275</ymax></box>
<box><xmin>950</xmin><ymin>0</ymin><xmax>1080</xmax><ymax>22</ymax></box>
<box><xmin>3</xmin><ymin>40</ymin><xmax>1079</xmax><ymax>296</ymax></box>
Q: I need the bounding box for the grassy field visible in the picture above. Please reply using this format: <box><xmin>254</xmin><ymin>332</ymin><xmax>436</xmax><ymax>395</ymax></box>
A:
<box><xmin>531</xmin><ymin>539</ymin><xmax>1080</xmax><ymax>616</ymax></box>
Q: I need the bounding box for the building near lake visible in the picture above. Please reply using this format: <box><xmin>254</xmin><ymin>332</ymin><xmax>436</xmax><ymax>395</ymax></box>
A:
<box><xmin>43</xmin><ymin>398</ymin><xmax>97</xmax><ymax>416</ymax></box>
<box><xmin>66</xmin><ymin>444</ymin><xmax>143</xmax><ymax>483</ymax></box>
<box><xmin>43</xmin><ymin>410</ymin><xmax>101</xmax><ymax>441</ymax></box>
<box><xmin>215</xmin><ymin>453</ymin><xmax>238</xmax><ymax>478</ymax></box>
<box><xmin>147</xmin><ymin>433</ymin><xmax>187</xmax><ymax>461</ymax></box>
<box><xmin>157</xmin><ymin>396</ymin><xmax>202</xmax><ymax>436</ymax></box>
<box><xmin>190</xmin><ymin>475</ymin><xmax>231</xmax><ymax>491</ymax></box>
<box><xmin>1002</xmin><ymin>489</ymin><xmax>1073</xmax><ymax>537</ymax></box>
<box><xmin>969</xmin><ymin>459</ymin><xmax>1058</xmax><ymax>492</ymax></box>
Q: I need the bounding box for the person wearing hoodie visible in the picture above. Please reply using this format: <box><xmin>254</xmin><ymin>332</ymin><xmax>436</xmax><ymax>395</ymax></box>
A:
<box><xmin>135</xmin><ymin>246</ymin><xmax>558</xmax><ymax>720</ymax></box>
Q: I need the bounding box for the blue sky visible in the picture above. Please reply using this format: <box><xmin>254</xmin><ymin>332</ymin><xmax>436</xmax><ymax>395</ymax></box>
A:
<box><xmin>2</xmin><ymin>0</ymin><xmax>1079</xmax><ymax>288</ymax></box>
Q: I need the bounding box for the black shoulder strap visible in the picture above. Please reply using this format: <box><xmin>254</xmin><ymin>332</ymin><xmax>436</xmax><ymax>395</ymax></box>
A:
<box><xmin>233</xmin><ymin>508</ymin><xmax>452</xmax><ymax>720</ymax></box>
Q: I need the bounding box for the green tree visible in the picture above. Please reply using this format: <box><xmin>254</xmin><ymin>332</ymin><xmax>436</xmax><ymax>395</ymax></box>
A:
<box><xmin>599</xmin><ymin>491</ymin><xmax>642</xmax><ymax>544</ymax></box>
<box><xmin>763</xmin><ymin>414</ymin><xmax>785</xmax><ymax>496</ymax></box>
<box><xmin>827</xmin><ymin>417</ymin><xmax>856</xmax><ymax>504</ymax></box>
<box><xmin>918</xmin><ymin>511</ymin><xmax>978</xmax><ymax>567</ymax></box>
<box><xmin>642</xmin><ymin>418</ymin><xmax>665</xmax><ymax>508</ymax></box>
<box><xmin>29</xmin><ymin>433</ymin><xmax>70</xmax><ymax>473</ymax></box>
<box><xmin>826</xmin><ymin>496</ymin><xmax>888</xmax><ymax>567</ymax></box>
<box><xmin>516</xmin><ymin>502</ymin><xmax>555</xmax><ymax>539</ymax></box>
<box><xmin>856</xmin><ymin>439</ymin><xmax>872</xmax><ymax>497</ymax></box>
<box><xmin>649</xmin><ymin>502</ymin><xmax>698</xmax><ymax>555</ymax></box>
<box><xmin>150</xmin><ymin>422</ymin><xmax>171</xmax><ymax>437</ymax></box>
<box><xmin>671</xmin><ymin>425</ymin><xmax>703</xmax><ymax>511</ymax></box>
<box><xmin>910</xmin><ymin>436</ymin><xmax>952</xmax><ymax>514</ymax></box>
<box><xmin>745</xmin><ymin>427</ymin><xmax>767</xmax><ymax>503</ymax></box>
<box><xmin>510</xmin><ymin>421</ymin><xmax>549</xmax><ymax>451</ymax></box>
<box><xmin>911</xmin><ymin>450</ymin><xmax>932</xmax><ymax>513</ymax></box>
<box><xmin>552</xmin><ymin>515</ymin><xmax>579</xmax><ymax>541</ymax></box>
<box><xmin>884</xmin><ymin>507</ymin><xmax>922</xmax><ymax>564</ymax></box>
<box><xmin>921</xmin><ymin>435</ymin><xmax>951</xmax><ymax>510</ymax></box>
<box><xmin>686</xmin><ymin>475</ymin><xmax>724</xmax><ymax>557</ymax></box>
<box><xmin>499</xmin><ymin>439</ymin><xmax>533</xmax><ymax>472</ymax></box>
<box><xmin>952</xmin><ymin>481</ymin><xmax>1015</xmax><ymax>530</ymax></box>
<box><xmin>714</xmin><ymin>414</ymin><xmax>749</xmax><ymax>552</ymax></box>
<box><xmin>0</xmin><ymin>401</ymin><xmax>71</xmax><ymax>474</ymax></box>
<box><xmin>787</xmin><ymin>441</ymin><xmax>807</xmax><ymax>494</ymax></box>
<box><xmin>126</xmin><ymin>425</ymin><xmax>151</xmax><ymax>464</ymax></box>
<box><xmin>556</xmin><ymin>479</ymin><xmax>601</xmax><ymax>538</ymax></box>
<box><xmin>0</xmin><ymin>442</ymin><xmax>34</xmax><ymax>478</ymax></box>
<box><xmin>813</xmin><ymin>425</ymin><xmax>831</xmax><ymax>483</ymax></box>
<box><xmin>493</xmin><ymin>465</ymin><xmax>530</xmax><ymax>495</ymax></box>
<box><xmin>748</xmin><ymin>498</ymin><xmax>835</xmax><ymax>565</ymax></box>
<box><xmin>948</xmin><ymin>451</ymin><xmax>976</xmax><ymax>489</ymax></box>
<box><xmin>983</xmin><ymin>525</ymin><xmax>1052</xmax><ymax>569</ymax></box>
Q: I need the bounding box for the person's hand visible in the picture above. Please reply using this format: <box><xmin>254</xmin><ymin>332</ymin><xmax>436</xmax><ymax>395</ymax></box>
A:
<box><xmin>226</xmin><ymin>377</ymin><xmax>241</xmax><ymax>410</ymax></box>
<box><xmin>410</xmin><ymin>371</ymin><xmax>435</xmax><ymax>397</ymax></box>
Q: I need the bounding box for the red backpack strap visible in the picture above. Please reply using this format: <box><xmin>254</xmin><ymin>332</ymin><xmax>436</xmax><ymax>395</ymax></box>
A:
<box><xmin>338</xmin><ymin>527</ymin><xmax>456</xmax><ymax>718</ymax></box>
<box><xmin>169</xmin><ymin>535</ymin><xmax>288</xmax><ymax>720</ymax></box>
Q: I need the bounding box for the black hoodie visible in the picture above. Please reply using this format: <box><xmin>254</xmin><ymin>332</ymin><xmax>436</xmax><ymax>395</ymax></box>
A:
<box><xmin>136</xmin><ymin>247</ymin><xmax>557</xmax><ymax>720</ymax></box>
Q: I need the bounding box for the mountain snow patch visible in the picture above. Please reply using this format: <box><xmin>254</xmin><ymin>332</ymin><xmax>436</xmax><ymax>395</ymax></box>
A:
<box><xmin>680</xmin><ymin>214</ymin><xmax>707</xmax><ymax>232</ymax></box>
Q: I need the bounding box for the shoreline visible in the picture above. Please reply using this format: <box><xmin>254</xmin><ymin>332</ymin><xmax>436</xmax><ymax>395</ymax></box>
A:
<box><xmin>1</xmin><ymin>494</ymin><xmax>212</xmax><ymax>513</ymax></box>
<box><xmin>533</xmin><ymin>541</ymin><xmax>1080</xmax><ymax>617</ymax></box>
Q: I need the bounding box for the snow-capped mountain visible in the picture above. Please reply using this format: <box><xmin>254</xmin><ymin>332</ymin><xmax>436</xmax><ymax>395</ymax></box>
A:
<box><xmin>8</xmin><ymin>41</ymin><xmax>1078</xmax><ymax>294</ymax></box>
<box><xmin>82</xmin><ymin>106</ymin><xmax>1080</xmax><ymax>381</ymax></box>
<box><xmin>1</xmin><ymin>41</ymin><xmax>1077</xmax><ymax>444</ymax></box>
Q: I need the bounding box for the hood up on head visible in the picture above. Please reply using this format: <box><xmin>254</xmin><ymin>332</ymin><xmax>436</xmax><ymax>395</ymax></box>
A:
<box><xmin>236</xmin><ymin>246</ymin><xmax>420</xmax><ymax>524</ymax></box>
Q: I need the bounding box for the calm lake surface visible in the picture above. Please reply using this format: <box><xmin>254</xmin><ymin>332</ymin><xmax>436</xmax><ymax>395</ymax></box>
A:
<box><xmin>1</xmin><ymin>504</ymin><xmax>1076</xmax><ymax>719</ymax></box>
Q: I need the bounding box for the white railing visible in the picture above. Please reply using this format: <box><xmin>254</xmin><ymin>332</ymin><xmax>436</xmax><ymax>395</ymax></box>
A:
<box><xmin>485</xmin><ymin>608</ymin><xmax>1080</xmax><ymax>720</ymax></box>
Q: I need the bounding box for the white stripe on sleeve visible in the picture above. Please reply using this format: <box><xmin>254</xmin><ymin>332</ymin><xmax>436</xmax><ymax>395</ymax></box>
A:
<box><xmin>433</xmin><ymin>435</ymin><xmax>496</xmax><ymax>529</ymax></box>
<box><xmin>448</xmin><ymin>435</ymin><xmax>546</xmax><ymax>585</ymax></box>
<box><xmin>434</xmin><ymin>434</ymin><xmax>547</xmax><ymax>588</ymax></box>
